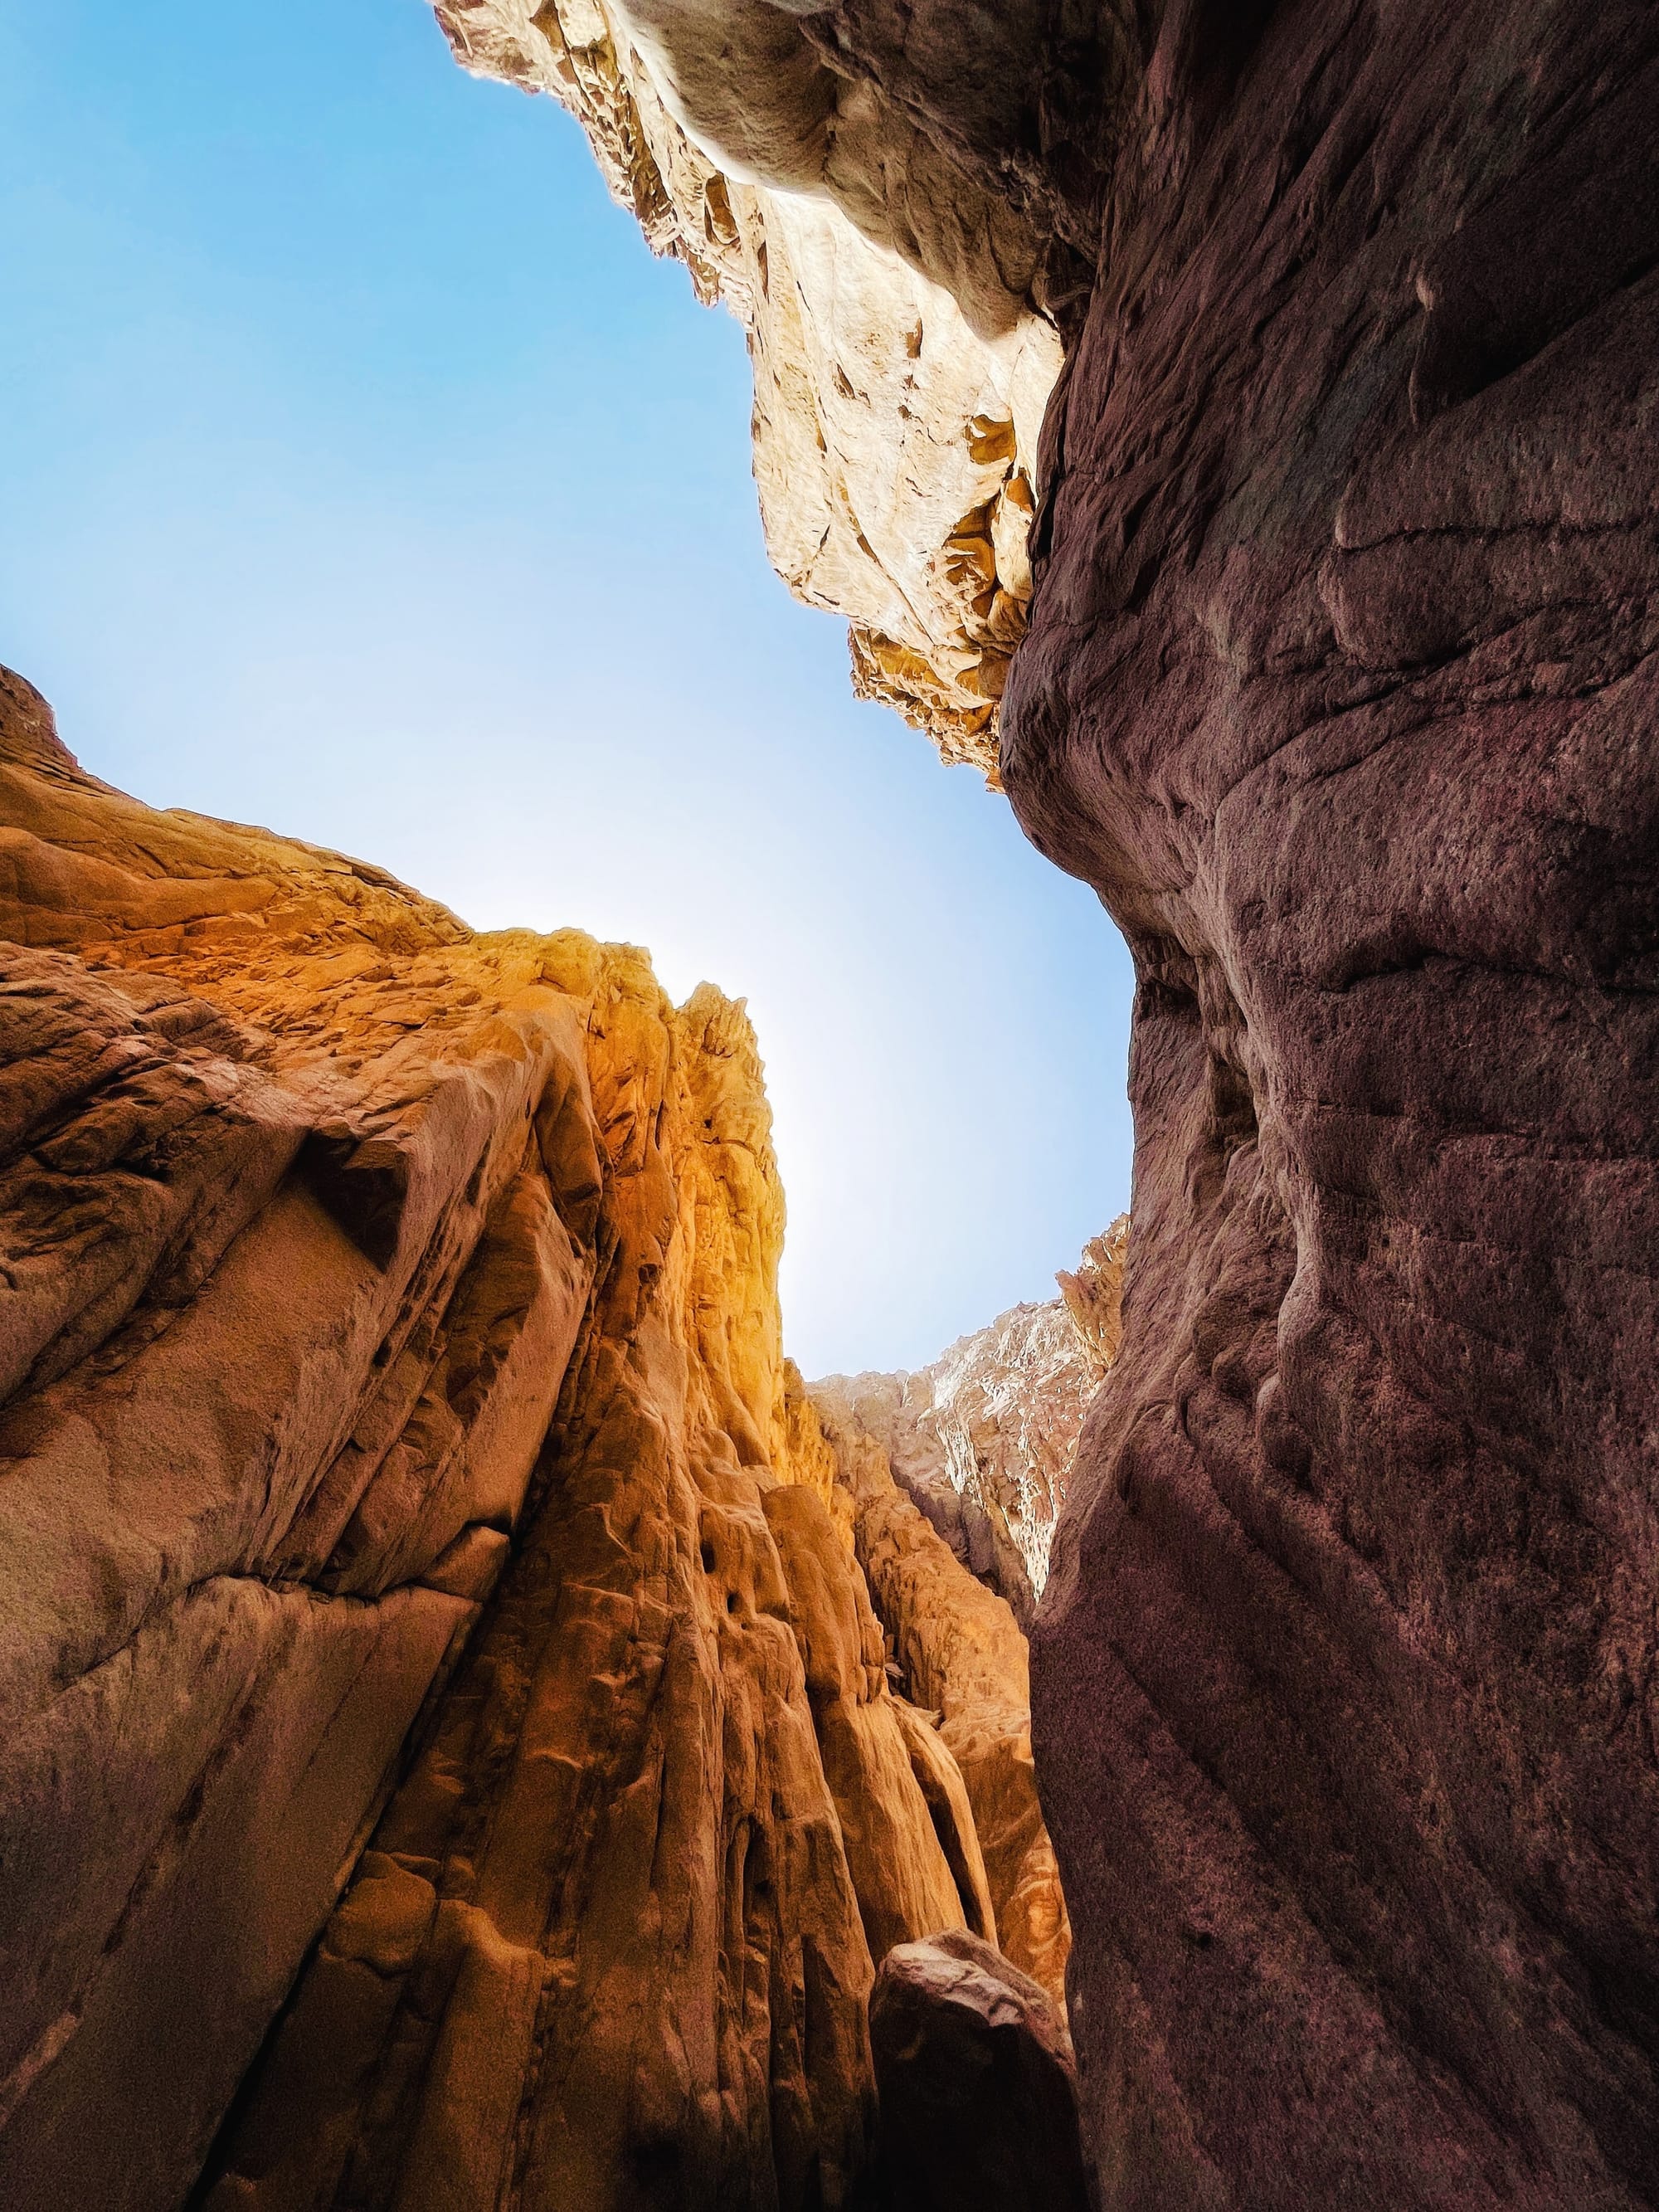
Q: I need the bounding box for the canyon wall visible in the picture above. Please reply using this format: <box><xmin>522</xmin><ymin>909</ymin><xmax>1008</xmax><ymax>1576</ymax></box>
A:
<box><xmin>440</xmin><ymin>2</ymin><xmax>1659</xmax><ymax>2203</ymax></box>
<box><xmin>807</xmin><ymin>1379</ymin><xmax>1073</xmax><ymax>2010</ymax></box>
<box><xmin>0</xmin><ymin>670</ymin><xmax>1071</xmax><ymax>2209</ymax></box>
<box><xmin>820</xmin><ymin>1219</ymin><xmax>1126</xmax><ymax>1624</ymax></box>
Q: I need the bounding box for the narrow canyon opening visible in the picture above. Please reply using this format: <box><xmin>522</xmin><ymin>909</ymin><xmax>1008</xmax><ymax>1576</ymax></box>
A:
<box><xmin>2</xmin><ymin>2</ymin><xmax>1657</xmax><ymax>2210</ymax></box>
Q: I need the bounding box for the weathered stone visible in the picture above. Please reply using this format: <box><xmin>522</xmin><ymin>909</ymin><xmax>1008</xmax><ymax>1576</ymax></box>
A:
<box><xmin>1000</xmin><ymin>12</ymin><xmax>1659</xmax><ymax>2205</ymax></box>
<box><xmin>869</xmin><ymin>1927</ymin><xmax>1091</xmax><ymax>2212</ymax></box>
<box><xmin>442</xmin><ymin>6</ymin><xmax>1659</xmax><ymax>2202</ymax></box>
<box><xmin>434</xmin><ymin>0</ymin><xmax>1073</xmax><ymax>771</ymax></box>
<box><xmin>819</xmin><ymin>1218</ymin><xmax>1125</xmax><ymax>1624</ymax></box>
<box><xmin>764</xmin><ymin>1480</ymin><xmax>994</xmax><ymax>1963</ymax></box>
<box><xmin>0</xmin><ymin>669</ymin><xmax>1059</xmax><ymax>2210</ymax></box>
<box><xmin>806</xmin><ymin>1381</ymin><xmax>1071</xmax><ymax>2010</ymax></box>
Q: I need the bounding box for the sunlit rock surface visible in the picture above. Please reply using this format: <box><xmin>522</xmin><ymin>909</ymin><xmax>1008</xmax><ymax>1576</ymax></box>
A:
<box><xmin>433</xmin><ymin>0</ymin><xmax>1072</xmax><ymax>772</ymax></box>
<box><xmin>820</xmin><ymin>1219</ymin><xmax>1126</xmax><ymax>1624</ymax></box>
<box><xmin>434</xmin><ymin>2</ymin><xmax>1659</xmax><ymax>2203</ymax></box>
<box><xmin>0</xmin><ymin>670</ymin><xmax>1049</xmax><ymax>2211</ymax></box>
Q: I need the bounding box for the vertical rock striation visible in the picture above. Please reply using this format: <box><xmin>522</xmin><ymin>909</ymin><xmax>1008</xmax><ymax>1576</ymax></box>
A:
<box><xmin>805</xmin><ymin>1381</ymin><xmax>1073</xmax><ymax>2010</ymax></box>
<box><xmin>0</xmin><ymin>670</ymin><xmax>1060</xmax><ymax>2210</ymax></box>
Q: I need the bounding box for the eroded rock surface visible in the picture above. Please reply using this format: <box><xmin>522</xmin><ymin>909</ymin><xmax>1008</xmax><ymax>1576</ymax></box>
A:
<box><xmin>1005</xmin><ymin>12</ymin><xmax>1659</xmax><ymax>2208</ymax></box>
<box><xmin>820</xmin><ymin>1220</ymin><xmax>1125</xmax><ymax>1623</ymax></box>
<box><xmin>434</xmin><ymin>0</ymin><xmax>1076</xmax><ymax>769</ymax></box>
<box><xmin>807</xmin><ymin>1381</ymin><xmax>1072</xmax><ymax>2009</ymax></box>
<box><xmin>0</xmin><ymin>668</ymin><xmax>1061</xmax><ymax>2211</ymax></box>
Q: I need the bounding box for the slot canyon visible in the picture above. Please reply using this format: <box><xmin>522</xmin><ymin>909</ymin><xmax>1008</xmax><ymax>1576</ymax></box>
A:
<box><xmin>1</xmin><ymin>1</ymin><xmax>1656</xmax><ymax>2207</ymax></box>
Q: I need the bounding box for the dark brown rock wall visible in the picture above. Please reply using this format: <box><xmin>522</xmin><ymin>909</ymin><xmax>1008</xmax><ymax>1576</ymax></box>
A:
<box><xmin>998</xmin><ymin>6</ymin><xmax>1659</xmax><ymax>2205</ymax></box>
<box><xmin>869</xmin><ymin>1929</ymin><xmax>1092</xmax><ymax>2212</ymax></box>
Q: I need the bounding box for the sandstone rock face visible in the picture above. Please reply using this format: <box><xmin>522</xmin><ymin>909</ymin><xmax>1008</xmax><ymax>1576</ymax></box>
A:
<box><xmin>449</xmin><ymin>4</ymin><xmax>1659</xmax><ymax>2204</ymax></box>
<box><xmin>764</xmin><ymin>1481</ymin><xmax>995</xmax><ymax>1966</ymax></box>
<box><xmin>820</xmin><ymin>1219</ymin><xmax>1125</xmax><ymax>1624</ymax></box>
<box><xmin>870</xmin><ymin>1928</ymin><xmax>1091</xmax><ymax>2212</ymax></box>
<box><xmin>433</xmin><ymin>0</ymin><xmax>1071</xmax><ymax>769</ymax></box>
<box><xmin>0</xmin><ymin>668</ymin><xmax>1057</xmax><ymax>2210</ymax></box>
<box><xmin>0</xmin><ymin>671</ymin><xmax>606</xmax><ymax>2211</ymax></box>
<box><xmin>807</xmin><ymin>1381</ymin><xmax>1072</xmax><ymax>2009</ymax></box>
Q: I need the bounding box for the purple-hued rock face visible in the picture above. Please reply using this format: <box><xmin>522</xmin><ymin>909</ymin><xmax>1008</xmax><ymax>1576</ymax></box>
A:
<box><xmin>1005</xmin><ymin>3</ymin><xmax>1659</xmax><ymax>2205</ymax></box>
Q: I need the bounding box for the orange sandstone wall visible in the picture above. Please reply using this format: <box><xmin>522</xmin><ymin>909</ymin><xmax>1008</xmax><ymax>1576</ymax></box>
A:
<box><xmin>0</xmin><ymin>669</ymin><xmax>1052</xmax><ymax>2211</ymax></box>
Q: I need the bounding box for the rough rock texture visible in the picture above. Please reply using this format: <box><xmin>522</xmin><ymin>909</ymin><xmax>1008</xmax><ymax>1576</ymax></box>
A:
<box><xmin>1004</xmin><ymin>12</ymin><xmax>1659</xmax><ymax>2207</ymax></box>
<box><xmin>448</xmin><ymin>2</ymin><xmax>1659</xmax><ymax>2203</ymax></box>
<box><xmin>1056</xmin><ymin>1218</ymin><xmax>1127</xmax><ymax>1373</ymax></box>
<box><xmin>869</xmin><ymin>1928</ymin><xmax>1091</xmax><ymax>2212</ymax></box>
<box><xmin>0</xmin><ymin>668</ymin><xmax>1009</xmax><ymax>2211</ymax></box>
<box><xmin>808</xmin><ymin>1381</ymin><xmax>1072</xmax><ymax>2009</ymax></box>
<box><xmin>434</xmin><ymin>0</ymin><xmax>1073</xmax><ymax>768</ymax></box>
<box><xmin>820</xmin><ymin>1219</ymin><xmax>1126</xmax><ymax>1623</ymax></box>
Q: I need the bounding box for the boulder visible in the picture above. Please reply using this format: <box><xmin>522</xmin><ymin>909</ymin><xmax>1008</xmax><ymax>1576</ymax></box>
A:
<box><xmin>870</xmin><ymin>1928</ymin><xmax>1091</xmax><ymax>2212</ymax></box>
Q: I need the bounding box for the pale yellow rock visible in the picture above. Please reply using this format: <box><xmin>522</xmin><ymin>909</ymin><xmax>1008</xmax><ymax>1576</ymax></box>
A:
<box><xmin>801</xmin><ymin>1380</ymin><xmax>1073</xmax><ymax>2010</ymax></box>
<box><xmin>433</xmin><ymin>0</ymin><xmax>1063</xmax><ymax>772</ymax></box>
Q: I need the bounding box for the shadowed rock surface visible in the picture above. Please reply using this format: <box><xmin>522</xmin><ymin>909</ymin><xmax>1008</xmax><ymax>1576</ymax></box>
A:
<box><xmin>870</xmin><ymin>1928</ymin><xmax>1091</xmax><ymax>2212</ymax></box>
<box><xmin>1005</xmin><ymin>10</ymin><xmax>1659</xmax><ymax>2205</ymax></box>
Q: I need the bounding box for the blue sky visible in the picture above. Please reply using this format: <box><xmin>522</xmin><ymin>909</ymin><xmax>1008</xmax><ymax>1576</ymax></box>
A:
<box><xmin>0</xmin><ymin>0</ymin><xmax>1133</xmax><ymax>1376</ymax></box>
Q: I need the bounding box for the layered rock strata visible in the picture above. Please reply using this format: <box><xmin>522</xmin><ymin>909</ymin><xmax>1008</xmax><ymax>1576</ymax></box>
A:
<box><xmin>0</xmin><ymin>670</ymin><xmax>1061</xmax><ymax>2210</ymax></box>
<box><xmin>441</xmin><ymin>3</ymin><xmax>1659</xmax><ymax>2203</ymax></box>
<box><xmin>821</xmin><ymin>1219</ymin><xmax>1126</xmax><ymax>1623</ymax></box>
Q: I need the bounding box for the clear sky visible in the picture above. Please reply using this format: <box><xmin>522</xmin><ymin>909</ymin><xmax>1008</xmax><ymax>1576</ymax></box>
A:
<box><xmin>0</xmin><ymin>0</ymin><xmax>1134</xmax><ymax>1377</ymax></box>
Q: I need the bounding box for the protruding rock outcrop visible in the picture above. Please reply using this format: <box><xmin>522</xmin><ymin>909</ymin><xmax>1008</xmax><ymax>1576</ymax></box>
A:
<box><xmin>870</xmin><ymin>1929</ymin><xmax>1091</xmax><ymax>2212</ymax></box>
<box><xmin>820</xmin><ymin>1219</ymin><xmax>1125</xmax><ymax>1623</ymax></box>
<box><xmin>433</xmin><ymin>0</ymin><xmax>1072</xmax><ymax>770</ymax></box>
<box><xmin>0</xmin><ymin>669</ymin><xmax>1068</xmax><ymax>2212</ymax></box>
